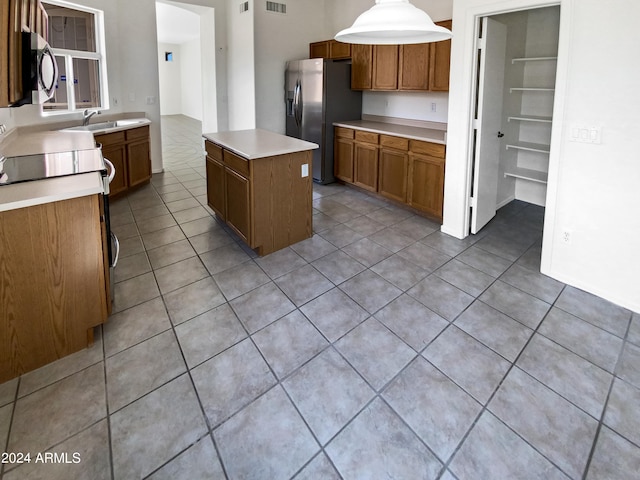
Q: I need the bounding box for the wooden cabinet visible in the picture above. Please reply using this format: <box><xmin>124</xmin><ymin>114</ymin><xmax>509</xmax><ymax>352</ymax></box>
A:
<box><xmin>205</xmin><ymin>143</ymin><xmax>225</xmax><ymax>220</ymax></box>
<box><xmin>310</xmin><ymin>39</ymin><xmax>351</xmax><ymax>60</ymax></box>
<box><xmin>102</xmin><ymin>143</ymin><xmax>127</xmax><ymax>196</ymax></box>
<box><xmin>353</xmin><ymin>131</ymin><xmax>379</xmax><ymax>192</ymax></box>
<box><xmin>408</xmin><ymin>140</ymin><xmax>446</xmax><ymax>221</ymax></box>
<box><xmin>205</xmin><ymin>138</ymin><xmax>313</xmax><ymax>256</ymax></box>
<box><xmin>349</xmin><ymin>19</ymin><xmax>451</xmax><ymax>92</ymax></box>
<box><xmin>1</xmin><ymin>0</ymin><xmax>49</xmax><ymax>106</ymax></box>
<box><xmin>351</xmin><ymin>44</ymin><xmax>373</xmax><ymax>90</ymax></box>
<box><xmin>372</xmin><ymin>45</ymin><xmax>399</xmax><ymax>90</ymax></box>
<box><xmin>95</xmin><ymin>125</ymin><xmax>151</xmax><ymax>197</ymax></box>
<box><xmin>0</xmin><ymin>194</ymin><xmax>109</xmax><ymax>382</ymax></box>
<box><xmin>429</xmin><ymin>20</ymin><xmax>452</xmax><ymax>91</ymax></box>
<box><xmin>334</xmin><ymin>127</ymin><xmax>355</xmax><ymax>182</ymax></box>
<box><xmin>334</xmin><ymin>127</ymin><xmax>446</xmax><ymax>222</ymax></box>
<box><xmin>378</xmin><ymin>135</ymin><xmax>409</xmax><ymax>203</ymax></box>
<box><xmin>399</xmin><ymin>43</ymin><xmax>430</xmax><ymax>90</ymax></box>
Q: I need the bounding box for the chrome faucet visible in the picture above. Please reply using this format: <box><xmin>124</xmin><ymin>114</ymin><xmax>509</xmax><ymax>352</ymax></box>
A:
<box><xmin>82</xmin><ymin>109</ymin><xmax>100</xmax><ymax>126</ymax></box>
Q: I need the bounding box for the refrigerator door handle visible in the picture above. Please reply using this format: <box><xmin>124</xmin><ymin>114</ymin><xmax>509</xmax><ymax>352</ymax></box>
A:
<box><xmin>294</xmin><ymin>80</ymin><xmax>302</xmax><ymax>127</ymax></box>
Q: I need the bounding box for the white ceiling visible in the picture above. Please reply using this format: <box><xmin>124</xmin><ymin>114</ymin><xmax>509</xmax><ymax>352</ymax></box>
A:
<box><xmin>156</xmin><ymin>1</ymin><xmax>201</xmax><ymax>45</ymax></box>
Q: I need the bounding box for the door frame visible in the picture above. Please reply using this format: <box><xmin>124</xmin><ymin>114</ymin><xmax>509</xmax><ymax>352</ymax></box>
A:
<box><xmin>441</xmin><ymin>0</ymin><xmax>570</xmax><ymax>277</ymax></box>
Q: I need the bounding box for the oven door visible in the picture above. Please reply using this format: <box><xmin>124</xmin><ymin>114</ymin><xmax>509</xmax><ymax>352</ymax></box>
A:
<box><xmin>102</xmin><ymin>159</ymin><xmax>119</xmax><ymax>310</ymax></box>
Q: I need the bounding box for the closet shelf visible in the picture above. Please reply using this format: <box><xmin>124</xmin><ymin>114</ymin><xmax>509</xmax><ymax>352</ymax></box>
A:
<box><xmin>511</xmin><ymin>56</ymin><xmax>557</xmax><ymax>63</ymax></box>
<box><xmin>507</xmin><ymin>115</ymin><xmax>553</xmax><ymax>123</ymax></box>
<box><xmin>510</xmin><ymin>87</ymin><xmax>555</xmax><ymax>93</ymax></box>
<box><xmin>506</xmin><ymin>142</ymin><xmax>550</xmax><ymax>154</ymax></box>
<box><xmin>504</xmin><ymin>167</ymin><xmax>548</xmax><ymax>184</ymax></box>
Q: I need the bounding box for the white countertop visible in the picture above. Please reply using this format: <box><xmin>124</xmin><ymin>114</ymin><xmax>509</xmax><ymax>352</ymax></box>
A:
<box><xmin>0</xmin><ymin>172</ymin><xmax>104</xmax><ymax>212</ymax></box>
<box><xmin>203</xmin><ymin>129</ymin><xmax>319</xmax><ymax>159</ymax></box>
<box><xmin>333</xmin><ymin>120</ymin><xmax>447</xmax><ymax>145</ymax></box>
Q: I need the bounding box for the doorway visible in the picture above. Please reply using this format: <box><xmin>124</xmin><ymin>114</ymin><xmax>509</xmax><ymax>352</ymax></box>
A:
<box><xmin>469</xmin><ymin>6</ymin><xmax>560</xmax><ymax>234</ymax></box>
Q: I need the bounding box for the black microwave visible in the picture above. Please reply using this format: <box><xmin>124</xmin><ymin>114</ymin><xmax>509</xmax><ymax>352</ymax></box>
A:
<box><xmin>15</xmin><ymin>32</ymin><xmax>58</xmax><ymax>106</ymax></box>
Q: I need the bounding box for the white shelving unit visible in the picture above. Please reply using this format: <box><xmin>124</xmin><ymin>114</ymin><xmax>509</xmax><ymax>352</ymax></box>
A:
<box><xmin>505</xmin><ymin>56</ymin><xmax>557</xmax><ymax>187</ymax></box>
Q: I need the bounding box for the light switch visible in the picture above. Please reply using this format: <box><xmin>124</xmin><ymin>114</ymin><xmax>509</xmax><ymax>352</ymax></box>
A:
<box><xmin>301</xmin><ymin>164</ymin><xmax>309</xmax><ymax>177</ymax></box>
<box><xmin>570</xmin><ymin>125</ymin><xmax>602</xmax><ymax>144</ymax></box>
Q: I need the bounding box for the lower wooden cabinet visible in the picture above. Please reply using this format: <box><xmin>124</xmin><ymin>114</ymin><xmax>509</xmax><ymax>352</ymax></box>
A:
<box><xmin>205</xmin><ymin>139</ymin><xmax>313</xmax><ymax>256</ymax></box>
<box><xmin>224</xmin><ymin>167</ymin><xmax>250</xmax><ymax>243</ymax></box>
<box><xmin>379</xmin><ymin>148</ymin><xmax>409</xmax><ymax>203</ymax></box>
<box><xmin>334</xmin><ymin>126</ymin><xmax>446</xmax><ymax>222</ymax></box>
<box><xmin>409</xmin><ymin>154</ymin><xmax>445</xmax><ymax>220</ymax></box>
<box><xmin>354</xmin><ymin>142</ymin><xmax>379</xmax><ymax>192</ymax></box>
<box><xmin>0</xmin><ymin>194</ymin><xmax>109</xmax><ymax>382</ymax></box>
<box><xmin>95</xmin><ymin>125</ymin><xmax>151</xmax><ymax>197</ymax></box>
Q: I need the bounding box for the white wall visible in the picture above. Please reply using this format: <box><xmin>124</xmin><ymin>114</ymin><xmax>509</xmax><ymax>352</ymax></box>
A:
<box><xmin>444</xmin><ymin>0</ymin><xmax>640</xmax><ymax>312</ymax></box>
<box><xmin>180</xmin><ymin>37</ymin><xmax>204</xmax><ymax>120</ymax></box>
<box><xmin>158</xmin><ymin>42</ymin><xmax>183</xmax><ymax>115</ymax></box>
<box><xmin>254</xmin><ymin>0</ymin><xmax>327</xmax><ymax>133</ymax></box>
<box><xmin>225</xmin><ymin>0</ymin><xmax>255</xmax><ymax>130</ymax></box>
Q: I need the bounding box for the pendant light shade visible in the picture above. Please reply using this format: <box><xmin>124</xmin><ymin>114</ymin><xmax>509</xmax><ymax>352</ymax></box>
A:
<box><xmin>334</xmin><ymin>0</ymin><xmax>452</xmax><ymax>45</ymax></box>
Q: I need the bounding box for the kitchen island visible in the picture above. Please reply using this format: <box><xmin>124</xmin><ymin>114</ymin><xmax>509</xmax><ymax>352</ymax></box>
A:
<box><xmin>203</xmin><ymin>129</ymin><xmax>318</xmax><ymax>256</ymax></box>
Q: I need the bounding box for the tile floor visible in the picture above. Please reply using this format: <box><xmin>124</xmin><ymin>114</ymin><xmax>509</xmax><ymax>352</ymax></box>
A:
<box><xmin>1</xmin><ymin>114</ymin><xmax>639</xmax><ymax>480</ymax></box>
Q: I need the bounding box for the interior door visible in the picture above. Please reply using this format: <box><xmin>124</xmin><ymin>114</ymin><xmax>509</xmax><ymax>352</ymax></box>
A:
<box><xmin>470</xmin><ymin>17</ymin><xmax>507</xmax><ymax>234</ymax></box>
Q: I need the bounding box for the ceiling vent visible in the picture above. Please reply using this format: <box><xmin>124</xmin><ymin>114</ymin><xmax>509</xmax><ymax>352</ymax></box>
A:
<box><xmin>239</xmin><ymin>1</ymin><xmax>249</xmax><ymax>13</ymax></box>
<box><xmin>266</xmin><ymin>1</ymin><xmax>286</xmax><ymax>14</ymax></box>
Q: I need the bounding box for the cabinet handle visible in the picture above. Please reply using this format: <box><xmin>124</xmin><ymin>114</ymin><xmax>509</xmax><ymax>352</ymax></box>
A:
<box><xmin>111</xmin><ymin>232</ymin><xmax>120</xmax><ymax>268</ymax></box>
<box><xmin>104</xmin><ymin>158</ymin><xmax>116</xmax><ymax>183</ymax></box>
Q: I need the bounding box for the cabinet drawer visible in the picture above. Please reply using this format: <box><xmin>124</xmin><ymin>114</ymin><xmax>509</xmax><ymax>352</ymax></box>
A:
<box><xmin>410</xmin><ymin>140</ymin><xmax>445</xmax><ymax>158</ymax></box>
<box><xmin>223</xmin><ymin>150</ymin><xmax>250</xmax><ymax>177</ymax></box>
<box><xmin>126</xmin><ymin>125</ymin><xmax>149</xmax><ymax>141</ymax></box>
<box><xmin>95</xmin><ymin>131</ymin><xmax>125</xmax><ymax>146</ymax></box>
<box><xmin>355</xmin><ymin>130</ymin><xmax>379</xmax><ymax>145</ymax></box>
<box><xmin>380</xmin><ymin>135</ymin><xmax>409</xmax><ymax>151</ymax></box>
<box><xmin>205</xmin><ymin>141</ymin><xmax>223</xmax><ymax>161</ymax></box>
<box><xmin>335</xmin><ymin>127</ymin><xmax>354</xmax><ymax>139</ymax></box>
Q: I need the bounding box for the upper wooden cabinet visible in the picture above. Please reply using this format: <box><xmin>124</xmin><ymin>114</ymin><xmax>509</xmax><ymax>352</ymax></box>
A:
<box><xmin>1</xmin><ymin>0</ymin><xmax>49</xmax><ymax>107</ymax></box>
<box><xmin>372</xmin><ymin>45</ymin><xmax>399</xmax><ymax>90</ymax></box>
<box><xmin>429</xmin><ymin>20</ymin><xmax>452</xmax><ymax>91</ymax></box>
<box><xmin>310</xmin><ymin>39</ymin><xmax>351</xmax><ymax>60</ymax></box>
<box><xmin>349</xmin><ymin>19</ymin><xmax>452</xmax><ymax>92</ymax></box>
<box><xmin>351</xmin><ymin>44</ymin><xmax>373</xmax><ymax>90</ymax></box>
<box><xmin>399</xmin><ymin>43</ymin><xmax>430</xmax><ymax>91</ymax></box>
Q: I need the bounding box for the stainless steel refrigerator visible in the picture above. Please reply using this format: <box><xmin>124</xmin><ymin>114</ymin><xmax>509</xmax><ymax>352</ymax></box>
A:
<box><xmin>285</xmin><ymin>58</ymin><xmax>362</xmax><ymax>184</ymax></box>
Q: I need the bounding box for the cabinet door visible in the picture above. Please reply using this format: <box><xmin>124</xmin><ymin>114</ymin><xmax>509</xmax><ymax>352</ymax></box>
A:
<box><xmin>351</xmin><ymin>44</ymin><xmax>372</xmax><ymax>90</ymax></box>
<box><xmin>334</xmin><ymin>137</ymin><xmax>354</xmax><ymax>183</ymax></box>
<box><xmin>126</xmin><ymin>139</ymin><xmax>152</xmax><ymax>188</ymax></box>
<box><xmin>409</xmin><ymin>154</ymin><xmax>445</xmax><ymax>221</ymax></box>
<box><xmin>429</xmin><ymin>20</ymin><xmax>452</xmax><ymax>92</ymax></box>
<box><xmin>354</xmin><ymin>143</ymin><xmax>379</xmax><ymax>192</ymax></box>
<box><xmin>399</xmin><ymin>44</ymin><xmax>430</xmax><ymax>90</ymax></box>
<box><xmin>379</xmin><ymin>148</ymin><xmax>409</xmax><ymax>203</ymax></box>
<box><xmin>206</xmin><ymin>155</ymin><xmax>225</xmax><ymax>219</ymax></box>
<box><xmin>102</xmin><ymin>144</ymin><xmax>127</xmax><ymax>197</ymax></box>
<box><xmin>225</xmin><ymin>167</ymin><xmax>251</xmax><ymax>244</ymax></box>
<box><xmin>329</xmin><ymin>40</ymin><xmax>351</xmax><ymax>59</ymax></box>
<box><xmin>373</xmin><ymin>45</ymin><xmax>399</xmax><ymax>90</ymax></box>
<box><xmin>309</xmin><ymin>41</ymin><xmax>329</xmax><ymax>59</ymax></box>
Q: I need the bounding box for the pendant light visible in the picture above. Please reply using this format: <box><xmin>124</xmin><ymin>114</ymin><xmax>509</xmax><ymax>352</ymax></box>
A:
<box><xmin>334</xmin><ymin>0</ymin><xmax>452</xmax><ymax>45</ymax></box>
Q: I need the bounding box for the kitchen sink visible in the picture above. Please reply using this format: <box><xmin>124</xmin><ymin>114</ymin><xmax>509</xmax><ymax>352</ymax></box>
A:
<box><xmin>62</xmin><ymin>118</ymin><xmax>148</xmax><ymax>133</ymax></box>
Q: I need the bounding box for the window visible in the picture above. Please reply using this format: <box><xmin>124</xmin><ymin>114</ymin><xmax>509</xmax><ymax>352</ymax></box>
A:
<box><xmin>42</xmin><ymin>1</ymin><xmax>108</xmax><ymax>113</ymax></box>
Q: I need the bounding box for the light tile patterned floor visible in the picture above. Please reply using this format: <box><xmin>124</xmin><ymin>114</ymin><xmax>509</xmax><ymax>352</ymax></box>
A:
<box><xmin>1</xmin><ymin>115</ymin><xmax>639</xmax><ymax>479</ymax></box>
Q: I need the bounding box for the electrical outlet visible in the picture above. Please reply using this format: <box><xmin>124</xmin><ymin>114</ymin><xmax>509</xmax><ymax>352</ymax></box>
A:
<box><xmin>561</xmin><ymin>229</ymin><xmax>572</xmax><ymax>244</ymax></box>
<box><xmin>431</xmin><ymin>103</ymin><xmax>437</xmax><ymax>112</ymax></box>
<box><xmin>301</xmin><ymin>164</ymin><xmax>309</xmax><ymax>177</ymax></box>
<box><xmin>146</xmin><ymin>96</ymin><xmax>156</xmax><ymax>105</ymax></box>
